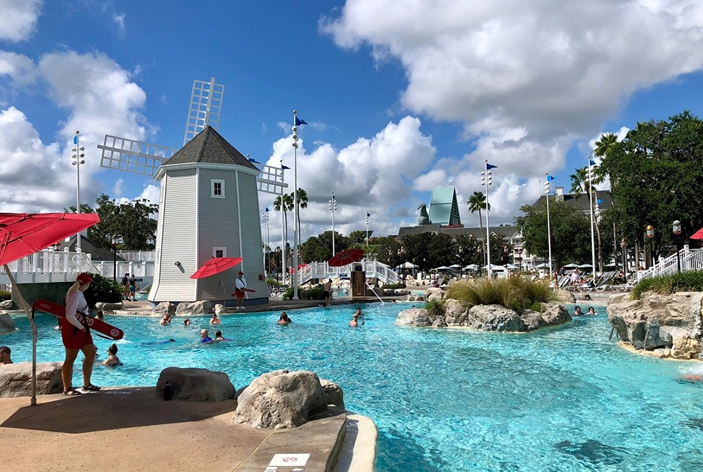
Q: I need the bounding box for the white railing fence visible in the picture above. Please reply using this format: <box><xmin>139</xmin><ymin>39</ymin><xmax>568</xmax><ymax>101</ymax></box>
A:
<box><xmin>295</xmin><ymin>260</ymin><xmax>399</xmax><ymax>286</ymax></box>
<box><xmin>637</xmin><ymin>247</ymin><xmax>703</xmax><ymax>282</ymax></box>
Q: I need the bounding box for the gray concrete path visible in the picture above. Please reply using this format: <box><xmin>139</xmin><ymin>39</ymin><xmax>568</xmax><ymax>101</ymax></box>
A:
<box><xmin>0</xmin><ymin>387</ymin><xmax>354</xmax><ymax>472</ymax></box>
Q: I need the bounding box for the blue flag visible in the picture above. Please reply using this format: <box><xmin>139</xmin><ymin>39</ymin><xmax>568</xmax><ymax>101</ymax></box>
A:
<box><xmin>486</xmin><ymin>163</ymin><xmax>497</xmax><ymax>169</ymax></box>
<box><xmin>597</xmin><ymin>199</ymin><xmax>604</xmax><ymax>205</ymax></box>
<box><xmin>248</xmin><ymin>157</ymin><xmax>259</xmax><ymax>164</ymax></box>
<box><xmin>546</xmin><ymin>175</ymin><xmax>556</xmax><ymax>182</ymax></box>
<box><xmin>281</xmin><ymin>164</ymin><xmax>291</xmax><ymax>170</ymax></box>
<box><xmin>294</xmin><ymin>116</ymin><xmax>308</xmax><ymax>126</ymax></box>
<box><xmin>73</xmin><ymin>136</ymin><xmax>78</xmax><ymax>145</ymax></box>
<box><xmin>589</xmin><ymin>158</ymin><xmax>596</xmax><ymax>166</ymax></box>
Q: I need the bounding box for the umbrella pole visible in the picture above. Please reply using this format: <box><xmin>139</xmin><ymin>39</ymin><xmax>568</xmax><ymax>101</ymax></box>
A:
<box><xmin>4</xmin><ymin>265</ymin><xmax>37</xmax><ymax>406</ymax></box>
<box><xmin>220</xmin><ymin>274</ymin><xmax>226</xmax><ymax>309</ymax></box>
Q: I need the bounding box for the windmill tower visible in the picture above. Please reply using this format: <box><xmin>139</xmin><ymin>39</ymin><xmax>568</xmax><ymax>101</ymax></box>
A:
<box><xmin>97</xmin><ymin>78</ymin><xmax>287</xmax><ymax>305</ymax></box>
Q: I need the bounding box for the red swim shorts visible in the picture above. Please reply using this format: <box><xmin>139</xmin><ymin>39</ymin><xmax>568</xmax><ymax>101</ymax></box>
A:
<box><xmin>234</xmin><ymin>289</ymin><xmax>245</xmax><ymax>298</ymax></box>
<box><xmin>60</xmin><ymin>318</ymin><xmax>94</xmax><ymax>349</ymax></box>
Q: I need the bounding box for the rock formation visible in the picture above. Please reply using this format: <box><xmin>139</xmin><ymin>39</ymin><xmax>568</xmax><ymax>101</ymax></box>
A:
<box><xmin>607</xmin><ymin>292</ymin><xmax>703</xmax><ymax>360</ymax></box>
<box><xmin>0</xmin><ymin>362</ymin><xmax>63</xmax><ymax>397</ymax></box>
<box><xmin>0</xmin><ymin>313</ymin><xmax>15</xmax><ymax>334</ymax></box>
<box><xmin>156</xmin><ymin>367</ymin><xmax>235</xmax><ymax>401</ymax></box>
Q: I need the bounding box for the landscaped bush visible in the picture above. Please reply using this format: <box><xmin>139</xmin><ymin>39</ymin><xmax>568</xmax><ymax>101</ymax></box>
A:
<box><xmin>381</xmin><ymin>283</ymin><xmax>406</xmax><ymax>290</ymax></box>
<box><xmin>425</xmin><ymin>299</ymin><xmax>445</xmax><ymax>317</ymax></box>
<box><xmin>631</xmin><ymin>271</ymin><xmax>703</xmax><ymax>299</ymax></box>
<box><xmin>83</xmin><ymin>272</ymin><xmax>122</xmax><ymax>307</ymax></box>
<box><xmin>445</xmin><ymin>277</ymin><xmax>555</xmax><ymax>314</ymax></box>
<box><xmin>266</xmin><ymin>278</ymin><xmax>283</xmax><ymax>288</ymax></box>
<box><xmin>283</xmin><ymin>285</ymin><xmax>324</xmax><ymax>301</ymax></box>
<box><xmin>0</xmin><ymin>290</ymin><xmax>10</xmax><ymax>302</ymax></box>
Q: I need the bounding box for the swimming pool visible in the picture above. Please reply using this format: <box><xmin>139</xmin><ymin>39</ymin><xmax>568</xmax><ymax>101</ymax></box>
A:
<box><xmin>5</xmin><ymin>304</ymin><xmax>703</xmax><ymax>471</ymax></box>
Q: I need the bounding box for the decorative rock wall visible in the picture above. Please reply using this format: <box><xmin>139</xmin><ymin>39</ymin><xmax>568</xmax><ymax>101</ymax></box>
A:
<box><xmin>607</xmin><ymin>292</ymin><xmax>703</xmax><ymax>360</ymax></box>
<box><xmin>0</xmin><ymin>362</ymin><xmax>63</xmax><ymax>397</ymax></box>
<box><xmin>156</xmin><ymin>367</ymin><xmax>235</xmax><ymax>401</ymax></box>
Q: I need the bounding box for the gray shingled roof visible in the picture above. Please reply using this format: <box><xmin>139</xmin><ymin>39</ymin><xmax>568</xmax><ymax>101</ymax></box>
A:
<box><xmin>161</xmin><ymin>126</ymin><xmax>259</xmax><ymax>171</ymax></box>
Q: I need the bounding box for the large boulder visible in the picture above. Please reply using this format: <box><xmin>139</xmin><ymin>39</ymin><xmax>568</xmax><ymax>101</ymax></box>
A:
<box><xmin>520</xmin><ymin>303</ymin><xmax>571</xmax><ymax>331</ymax></box>
<box><xmin>396</xmin><ymin>308</ymin><xmax>433</xmax><ymax>327</ymax></box>
<box><xmin>553</xmin><ymin>290</ymin><xmax>576</xmax><ymax>304</ymax></box>
<box><xmin>444</xmin><ymin>299</ymin><xmax>471</xmax><ymax>326</ymax></box>
<box><xmin>426</xmin><ymin>287</ymin><xmax>445</xmax><ymax>301</ymax></box>
<box><xmin>214</xmin><ymin>304</ymin><xmax>227</xmax><ymax>315</ymax></box>
<box><xmin>153</xmin><ymin>302</ymin><xmax>177</xmax><ymax>316</ymax></box>
<box><xmin>320</xmin><ymin>379</ymin><xmax>344</xmax><ymax>408</ymax></box>
<box><xmin>465</xmin><ymin>304</ymin><xmax>524</xmax><ymax>332</ymax></box>
<box><xmin>156</xmin><ymin>367</ymin><xmax>235</xmax><ymax>402</ymax></box>
<box><xmin>233</xmin><ymin>370</ymin><xmax>328</xmax><ymax>429</ymax></box>
<box><xmin>0</xmin><ymin>299</ymin><xmax>16</xmax><ymax>310</ymax></box>
<box><xmin>0</xmin><ymin>313</ymin><xmax>15</xmax><ymax>334</ymax></box>
<box><xmin>175</xmin><ymin>300</ymin><xmax>212</xmax><ymax>316</ymax></box>
<box><xmin>0</xmin><ymin>362</ymin><xmax>63</xmax><ymax>398</ymax></box>
<box><xmin>95</xmin><ymin>301</ymin><xmax>123</xmax><ymax>314</ymax></box>
<box><xmin>608</xmin><ymin>292</ymin><xmax>703</xmax><ymax>359</ymax></box>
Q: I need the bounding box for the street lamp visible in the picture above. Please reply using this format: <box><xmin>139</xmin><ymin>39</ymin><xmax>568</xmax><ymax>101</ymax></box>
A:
<box><xmin>329</xmin><ymin>192</ymin><xmax>337</xmax><ymax>255</ymax></box>
<box><xmin>587</xmin><ymin>157</ymin><xmax>597</xmax><ymax>281</ymax></box>
<box><xmin>673</xmin><ymin>220</ymin><xmax>682</xmax><ymax>273</ymax></box>
<box><xmin>365</xmin><ymin>212</ymin><xmax>370</xmax><ymax>248</ymax></box>
<box><xmin>620</xmin><ymin>238</ymin><xmax>627</xmax><ymax>279</ymax></box>
<box><xmin>646</xmin><ymin>225</ymin><xmax>654</xmax><ymax>268</ymax></box>
<box><xmin>544</xmin><ymin>174</ymin><xmax>554</xmax><ymax>277</ymax></box>
<box><xmin>71</xmin><ymin>130</ymin><xmax>85</xmax><ymax>253</ymax></box>
<box><xmin>261</xmin><ymin>208</ymin><xmax>270</xmax><ymax>277</ymax></box>
<box><xmin>481</xmin><ymin>160</ymin><xmax>496</xmax><ymax>276</ymax></box>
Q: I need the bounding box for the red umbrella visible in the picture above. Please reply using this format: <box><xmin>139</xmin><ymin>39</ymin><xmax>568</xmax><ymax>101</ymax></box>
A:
<box><xmin>0</xmin><ymin>212</ymin><xmax>101</xmax><ymax>406</ymax></box>
<box><xmin>690</xmin><ymin>227</ymin><xmax>703</xmax><ymax>240</ymax></box>
<box><xmin>328</xmin><ymin>248</ymin><xmax>364</xmax><ymax>267</ymax></box>
<box><xmin>190</xmin><ymin>257</ymin><xmax>243</xmax><ymax>279</ymax></box>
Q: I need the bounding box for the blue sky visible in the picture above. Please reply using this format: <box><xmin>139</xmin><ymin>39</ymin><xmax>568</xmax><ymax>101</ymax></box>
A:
<box><xmin>2</xmin><ymin>0</ymin><xmax>703</xmax><ymax>249</ymax></box>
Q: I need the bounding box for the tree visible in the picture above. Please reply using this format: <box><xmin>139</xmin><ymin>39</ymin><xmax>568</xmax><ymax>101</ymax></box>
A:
<box><xmin>600</xmin><ymin>111</ymin><xmax>703</xmax><ymax>256</ymax></box>
<box><xmin>468</xmin><ymin>192</ymin><xmax>490</xmax><ymax>265</ymax></box>
<box><xmin>515</xmin><ymin>199</ymin><xmax>592</xmax><ymax>268</ymax></box>
<box><xmin>87</xmin><ymin>194</ymin><xmax>158</xmax><ymax>250</ymax></box>
<box><xmin>274</xmin><ymin>193</ymin><xmax>294</xmax><ymax>250</ymax></box>
<box><xmin>291</xmin><ymin>188</ymin><xmax>308</xmax><ymax>248</ymax></box>
<box><xmin>348</xmin><ymin>230</ymin><xmax>368</xmax><ymax>245</ymax></box>
<box><xmin>317</xmin><ymin>231</ymin><xmax>349</xmax><ymax>256</ymax></box>
<box><xmin>593</xmin><ymin>132</ymin><xmax>619</xmax><ymax>159</ymax></box>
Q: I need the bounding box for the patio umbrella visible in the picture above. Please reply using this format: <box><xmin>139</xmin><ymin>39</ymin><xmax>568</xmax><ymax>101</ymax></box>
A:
<box><xmin>434</xmin><ymin>266</ymin><xmax>451</xmax><ymax>270</ymax></box>
<box><xmin>448</xmin><ymin>264</ymin><xmax>462</xmax><ymax>269</ymax></box>
<box><xmin>0</xmin><ymin>212</ymin><xmax>101</xmax><ymax>406</ymax></box>
<box><xmin>463</xmin><ymin>264</ymin><xmax>479</xmax><ymax>270</ymax></box>
<box><xmin>190</xmin><ymin>257</ymin><xmax>243</xmax><ymax>307</ymax></box>
<box><xmin>535</xmin><ymin>263</ymin><xmax>550</xmax><ymax>268</ymax></box>
<box><xmin>505</xmin><ymin>263</ymin><xmax>518</xmax><ymax>270</ymax></box>
<box><xmin>690</xmin><ymin>227</ymin><xmax>703</xmax><ymax>239</ymax></box>
<box><xmin>395</xmin><ymin>261</ymin><xmax>418</xmax><ymax>270</ymax></box>
<box><xmin>328</xmin><ymin>248</ymin><xmax>364</xmax><ymax>267</ymax></box>
<box><xmin>563</xmin><ymin>263</ymin><xmax>579</xmax><ymax>269</ymax></box>
<box><xmin>578</xmin><ymin>263</ymin><xmax>593</xmax><ymax>269</ymax></box>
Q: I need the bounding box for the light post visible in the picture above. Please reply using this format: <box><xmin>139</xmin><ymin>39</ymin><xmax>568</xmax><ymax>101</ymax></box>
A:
<box><xmin>544</xmin><ymin>174</ymin><xmax>555</xmax><ymax>278</ymax></box>
<box><xmin>112</xmin><ymin>236</ymin><xmax>118</xmax><ymax>282</ymax></box>
<box><xmin>398</xmin><ymin>246</ymin><xmax>406</xmax><ymax>286</ymax></box>
<box><xmin>279</xmin><ymin>159</ymin><xmax>289</xmax><ymax>286</ymax></box>
<box><xmin>646</xmin><ymin>225</ymin><xmax>654</xmax><ymax>268</ymax></box>
<box><xmin>365</xmin><ymin>212</ymin><xmax>370</xmax><ymax>248</ymax></box>
<box><xmin>329</xmin><ymin>192</ymin><xmax>337</xmax><ymax>255</ymax></box>
<box><xmin>481</xmin><ymin>160</ymin><xmax>496</xmax><ymax>276</ymax></box>
<box><xmin>291</xmin><ymin>111</ymin><xmax>305</xmax><ymax>299</ymax></box>
<box><xmin>261</xmin><ymin>207</ymin><xmax>270</xmax><ymax>277</ymax></box>
<box><xmin>587</xmin><ymin>157</ymin><xmax>597</xmax><ymax>280</ymax></box>
<box><xmin>71</xmin><ymin>130</ymin><xmax>85</xmax><ymax>253</ymax></box>
<box><xmin>673</xmin><ymin>220</ymin><xmax>682</xmax><ymax>273</ymax></box>
<box><xmin>621</xmin><ymin>238</ymin><xmax>627</xmax><ymax>279</ymax></box>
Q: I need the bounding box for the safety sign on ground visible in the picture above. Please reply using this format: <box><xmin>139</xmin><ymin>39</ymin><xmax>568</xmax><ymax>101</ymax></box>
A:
<box><xmin>267</xmin><ymin>453</ymin><xmax>310</xmax><ymax>467</ymax></box>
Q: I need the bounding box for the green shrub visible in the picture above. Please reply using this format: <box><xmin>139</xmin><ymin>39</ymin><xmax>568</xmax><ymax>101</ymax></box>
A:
<box><xmin>631</xmin><ymin>271</ymin><xmax>703</xmax><ymax>299</ymax></box>
<box><xmin>425</xmin><ymin>299</ymin><xmax>445</xmax><ymax>318</ymax></box>
<box><xmin>283</xmin><ymin>285</ymin><xmax>325</xmax><ymax>301</ymax></box>
<box><xmin>381</xmin><ymin>283</ymin><xmax>406</xmax><ymax>290</ymax></box>
<box><xmin>445</xmin><ymin>277</ymin><xmax>554</xmax><ymax>314</ymax></box>
<box><xmin>266</xmin><ymin>278</ymin><xmax>282</xmax><ymax>288</ymax></box>
<box><xmin>84</xmin><ymin>272</ymin><xmax>122</xmax><ymax>308</ymax></box>
<box><xmin>0</xmin><ymin>290</ymin><xmax>10</xmax><ymax>302</ymax></box>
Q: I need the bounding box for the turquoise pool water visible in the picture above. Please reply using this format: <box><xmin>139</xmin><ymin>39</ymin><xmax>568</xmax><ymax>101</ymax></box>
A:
<box><xmin>5</xmin><ymin>304</ymin><xmax>703</xmax><ymax>471</ymax></box>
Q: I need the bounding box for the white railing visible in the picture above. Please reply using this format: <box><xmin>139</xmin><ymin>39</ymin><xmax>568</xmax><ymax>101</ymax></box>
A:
<box><xmin>295</xmin><ymin>260</ymin><xmax>399</xmax><ymax>286</ymax></box>
<box><xmin>117</xmin><ymin>251</ymin><xmax>157</xmax><ymax>262</ymax></box>
<box><xmin>637</xmin><ymin>248</ymin><xmax>703</xmax><ymax>281</ymax></box>
<box><xmin>0</xmin><ymin>249</ymin><xmax>154</xmax><ymax>287</ymax></box>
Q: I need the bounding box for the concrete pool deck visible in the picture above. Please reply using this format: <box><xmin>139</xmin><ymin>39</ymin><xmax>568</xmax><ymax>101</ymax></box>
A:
<box><xmin>0</xmin><ymin>386</ymin><xmax>375</xmax><ymax>472</ymax></box>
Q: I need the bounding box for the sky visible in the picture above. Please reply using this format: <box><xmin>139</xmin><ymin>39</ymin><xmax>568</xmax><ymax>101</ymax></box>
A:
<box><xmin>2</xmin><ymin>0</ymin><xmax>703</xmax><ymax>250</ymax></box>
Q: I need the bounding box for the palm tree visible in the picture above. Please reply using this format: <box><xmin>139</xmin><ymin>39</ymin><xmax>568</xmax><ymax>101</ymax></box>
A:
<box><xmin>274</xmin><ymin>193</ymin><xmax>294</xmax><ymax>249</ymax></box>
<box><xmin>467</xmin><ymin>191</ymin><xmax>490</xmax><ymax>266</ymax></box>
<box><xmin>292</xmin><ymin>188</ymin><xmax>308</xmax><ymax>248</ymax></box>
<box><xmin>593</xmin><ymin>132</ymin><xmax>618</xmax><ymax>159</ymax></box>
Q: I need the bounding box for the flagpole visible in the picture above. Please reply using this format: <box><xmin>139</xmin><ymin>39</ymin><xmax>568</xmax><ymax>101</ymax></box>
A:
<box><xmin>588</xmin><ymin>156</ymin><xmax>597</xmax><ymax>281</ymax></box>
<box><xmin>280</xmin><ymin>160</ymin><xmax>286</xmax><ymax>286</ymax></box>
<box><xmin>484</xmin><ymin>160</ymin><xmax>491</xmax><ymax>277</ymax></box>
<box><xmin>292</xmin><ymin>111</ymin><xmax>300</xmax><ymax>300</ymax></box>
<box><xmin>545</xmin><ymin>175</ymin><xmax>553</xmax><ymax>278</ymax></box>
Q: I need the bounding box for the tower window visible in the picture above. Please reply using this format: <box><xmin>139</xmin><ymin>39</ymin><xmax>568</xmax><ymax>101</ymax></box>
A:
<box><xmin>211</xmin><ymin>179</ymin><xmax>225</xmax><ymax>198</ymax></box>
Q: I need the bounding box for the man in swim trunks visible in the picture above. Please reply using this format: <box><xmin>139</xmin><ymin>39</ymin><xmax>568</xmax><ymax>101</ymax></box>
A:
<box><xmin>323</xmin><ymin>279</ymin><xmax>332</xmax><ymax>306</ymax></box>
<box><xmin>233</xmin><ymin>271</ymin><xmax>247</xmax><ymax>310</ymax></box>
<box><xmin>200</xmin><ymin>329</ymin><xmax>214</xmax><ymax>344</ymax></box>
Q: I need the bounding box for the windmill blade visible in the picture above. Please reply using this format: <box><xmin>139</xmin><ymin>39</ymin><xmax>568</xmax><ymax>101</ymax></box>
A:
<box><xmin>184</xmin><ymin>77</ymin><xmax>225</xmax><ymax>145</ymax></box>
<box><xmin>98</xmin><ymin>135</ymin><xmax>176</xmax><ymax>177</ymax></box>
<box><xmin>256</xmin><ymin>164</ymin><xmax>288</xmax><ymax>195</ymax></box>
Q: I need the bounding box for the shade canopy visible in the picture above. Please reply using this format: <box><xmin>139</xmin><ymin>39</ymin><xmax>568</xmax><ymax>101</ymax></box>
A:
<box><xmin>0</xmin><ymin>212</ymin><xmax>100</xmax><ymax>266</ymax></box>
<box><xmin>535</xmin><ymin>263</ymin><xmax>550</xmax><ymax>268</ymax></box>
<box><xmin>690</xmin><ymin>227</ymin><xmax>703</xmax><ymax>240</ymax></box>
<box><xmin>463</xmin><ymin>264</ymin><xmax>479</xmax><ymax>270</ymax></box>
<box><xmin>505</xmin><ymin>263</ymin><xmax>518</xmax><ymax>270</ymax></box>
<box><xmin>328</xmin><ymin>249</ymin><xmax>364</xmax><ymax>267</ymax></box>
<box><xmin>190</xmin><ymin>257</ymin><xmax>243</xmax><ymax>279</ymax></box>
<box><xmin>448</xmin><ymin>264</ymin><xmax>462</xmax><ymax>268</ymax></box>
<box><xmin>396</xmin><ymin>261</ymin><xmax>419</xmax><ymax>269</ymax></box>
<box><xmin>562</xmin><ymin>263</ymin><xmax>579</xmax><ymax>268</ymax></box>
<box><xmin>578</xmin><ymin>263</ymin><xmax>593</xmax><ymax>269</ymax></box>
<box><xmin>434</xmin><ymin>266</ymin><xmax>451</xmax><ymax>271</ymax></box>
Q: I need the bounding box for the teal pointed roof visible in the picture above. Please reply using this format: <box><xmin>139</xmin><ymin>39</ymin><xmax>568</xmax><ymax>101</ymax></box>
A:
<box><xmin>161</xmin><ymin>126</ymin><xmax>258</xmax><ymax>171</ymax></box>
<box><xmin>428</xmin><ymin>186</ymin><xmax>462</xmax><ymax>226</ymax></box>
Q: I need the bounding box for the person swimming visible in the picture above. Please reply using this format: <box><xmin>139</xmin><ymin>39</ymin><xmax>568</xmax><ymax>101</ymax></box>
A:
<box><xmin>214</xmin><ymin>330</ymin><xmax>230</xmax><ymax>341</ymax></box>
<box><xmin>349</xmin><ymin>308</ymin><xmax>365</xmax><ymax>327</ymax></box>
<box><xmin>183</xmin><ymin>318</ymin><xmax>192</xmax><ymax>327</ymax></box>
<box><xmin>573</xmin><ymin>306</ymin><xmax>583</xmax><ymax>316</ymax></box>
<box><xmin>587</xmin><ymin>307</ymin><xmax>596</xmax><ymax>316</ymax></box>
<box><xmin>278</xmin><ymin>312</ymin><xmax>292</xmax><ymax>325</ymax></box>
<box><xmin>200</xmin><ymin>329</ymin><xmax>213</xmax><ymax>344</ymax></box>
<box><xmin>102</xmin><ymin>343</ymin><xmax>122</xmax><ymax>367</ymax></box>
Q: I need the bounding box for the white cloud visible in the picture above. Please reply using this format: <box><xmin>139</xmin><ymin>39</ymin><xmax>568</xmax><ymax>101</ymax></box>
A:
<box><xmin>322</xmin><ymin>0</ymin><xmax>703</xmax><ymax>225</ymax></box>
<box><xmin>260</xmin><ymin>116</ymin><xmax>436</xmax><ymax>245</ymax></box>
<box><xmin>0</xmin><ymin>51</ymin><xmax>37</xmax><ymax>86</ymax></box>
<box><xmin>0</xmin><ymin>0</ymin><xmax>42</xmax><ymax>42</ymax></box>
<box><xmin>112</xmin><ymin>13</ymin><xmax>126</xmax><ymax>38</ymax></box>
